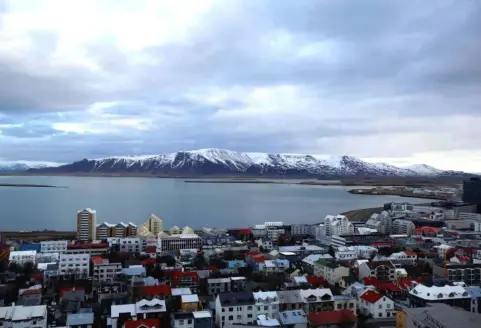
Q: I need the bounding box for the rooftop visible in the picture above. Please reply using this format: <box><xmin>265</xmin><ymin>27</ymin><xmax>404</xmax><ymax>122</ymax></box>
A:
<box><xmin>409</xmin><ymin>284</ymin><xmax>470</xmax><ymax>300</ymax></box>
<box><xmin>218</xmin><ymin>292</ymin><xmax>255</xmax><ymax>307</ymax></box>
<box><xmin>404</xmin><ymin>303</ymin><xmax>481</xmax><ymax>328</ymax></box>
<box><xmin>66</xmin><ymin>312</ymin><xmax>94</xmax><ymax>326</ymax></box>
<box><xmin>308</xmin><ymin>310</ymin><xmax>357</xmax><ymax>325</ymax></box>
<box><xmin>278</xmin><ymin>310</ymin><xmax>307</xmax><ymax>325</ymax></box>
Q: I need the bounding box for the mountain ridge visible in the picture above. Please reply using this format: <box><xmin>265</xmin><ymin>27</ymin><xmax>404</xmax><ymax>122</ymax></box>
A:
<box><xmin>24</xmin><ymin>148</ymin><xmax>475</xmax><ymax>178</ymax></box>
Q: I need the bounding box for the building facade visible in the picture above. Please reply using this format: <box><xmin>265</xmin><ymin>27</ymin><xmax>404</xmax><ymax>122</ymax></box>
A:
<box><xmin>58</xmin><ymin>253</ymin><xmax>90</xmax><ymax>278</ymax></box>
<box><xmin>77</xmin><ymin>208</ymin><xmax>96</xmax><ymax>241</ymax></box>
<box><xmin>40</xmin><ymin>240</ymin><xmax>68</xmax><ymax>253</ymax></box>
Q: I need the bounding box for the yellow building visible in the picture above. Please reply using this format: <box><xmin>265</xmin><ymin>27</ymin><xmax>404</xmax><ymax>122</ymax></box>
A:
<box><xmin>138</xmin><ymin>214</ymin><xmax>164</xmax><ymax>235</ymax></box>
<box><xmin>181</xmin><ymin>294</ymin><xmax>200</xmax><ymax>311</ymax></box>
<box><xmin>396</xmin><ymin>310</ymin><xmax>406</xmax><ymax>328</ymax></box>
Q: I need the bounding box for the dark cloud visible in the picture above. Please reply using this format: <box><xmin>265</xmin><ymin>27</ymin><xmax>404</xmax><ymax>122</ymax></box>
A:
<box><xmin>0</xmin><ymin>0</ymin><xmax>480</xmax><ymax>170</ymax></box>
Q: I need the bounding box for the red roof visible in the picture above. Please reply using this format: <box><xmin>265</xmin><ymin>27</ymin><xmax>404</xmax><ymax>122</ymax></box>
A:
<box><xmin>21</xmin><ymin>289</ymin><xmax>41</xmax><ymax>295</ymax></box>
<box><xmin>308</xmin><ymin>310</ymin><xmax>357</xmax><ymax>325</ymax></box>
<box><xmin>305</xmin><ymin>275</ymin><xmax>328</xmax><ymax>288</ymax></box>
<box><xmin>397</xmin><ymin>278</ymin><xmax>420</xmax><ymax>290</ymax></box>
<box><xmin>124</xmin><ymin>319</ymin><xmax>160</xmax><ymax>328</ymax></box>
<box><xmin>59</xmin><ymin>287</ymin><xmax>85</xmax><ymax>298</ymax></box>
<box><xmin>245</xmin><ymin>251</ymin><xmax>260</xmax><ymax>258</ymax></box>
<box><xmin>68</xmin><ymin>243</ymin><xmax>108</xmax><ymax>249</ymax></box>
<box><xmin>171</xmin><ymin>271</ymin><xmax>199</xmax><ymax>285</ymax></box>
<box><xmin>360</xmin><ymin>290</ymin><xmax>384</xmax><ymax>303</ymax></box>
<box><xmin>253</xmin><ymin>256</ymin><xmax>265</xmax><ymax>263</ymax></box>
<box><xmin>141</xmin><ymin>285</ymin><xmax>171</xmax><ymax>296</ymax></box>
<box><xmin>141</xmin><ymin>258</ymin><xmax>156</xmax><ymax>265</ymax></box>
<box><xmin>363</xmin><ymin>277</ymin><xmax>401</xmax><ymax>292</ymax></box>
<box><xmin>91</xmin><ymin>256</ymin><xmax>105</xmax><ymax>264</ymax></box>
<box><xmin>31</xmin><ymin>273</ymin><xmax>43</xmax><ymax>281</ymax></box>
<box><xmin>145</xmin><ymin>246</ymin><xmax>157</xmax><ymax>253</ymax></box>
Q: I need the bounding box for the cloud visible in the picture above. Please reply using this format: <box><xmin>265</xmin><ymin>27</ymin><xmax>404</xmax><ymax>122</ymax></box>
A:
<box><xmin>0</xmin><ymin>0</ymin><xmax>480</xmax><ymax>171</ymax></box>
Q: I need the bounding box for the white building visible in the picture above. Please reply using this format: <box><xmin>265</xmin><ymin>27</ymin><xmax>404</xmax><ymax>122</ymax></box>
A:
<box><xmin>9</xmin><ymin>251</ymin><xmax>37</xmax><ymax>265</ymax></box>
<box><xmin>256</xmin><ymin>238</ymin><xmax>273</xmax><ymax>251</ymax></box>
<box><xmin>313</xmin><ymin>261</ymin><xmax>350</xmax><ymax>285</ymax></box>
<box><xmin>334</xmin><ymin>247</ymin><xmax>358</xmax><ymax>261</ymax></box>
<box><xmin>157</xmin><ymin>234</ymin><xmax>202</xmax><ymax>251</ymax></box>
<box><xmin>92</xmin><ymin>259</ymin><xmax>122</xmax><ymax>282</ymax></box>
<box><xmin>365</xmin><ymin>212</ymin><xmax>392</xmax><ymax>234</ymax></box>
<box><xmin>252</xmin><ymin>222</ymin><xmax>285</xmax><ymax>241</ymax></box>
<box><xmin>253</xmin><ymin>291</ymin><xmax>279</xmax><ymax>318</ymax></box>
<box><xmin>215</xmin><ymin>292</ymin><xmax>256</xmax><ymax>327</ymax></box>
<box><xmin>291</xmin><ymin>224</ymin><xmax>311</xmax><ymax>236</ymax></box>
<box><xmin>108</xmin><ymin>299</ymin><xmax>167</xmax><ymax>327</ymax></box>
<box><xmin>392</xmin><ymin>219</ymin><xmax>416</xmax><ymax>235</ymax></box>
<box><xmin>172</xmin><ymin>311</ymin><xmax>213</xmax><ymax>328</ymax></box>
<box><xmin>358</xmin><ymin>289</ymin><xmax>394</xmax><ymax>319</ymax></box>
<box><xmin>118</xmin><ymin>237</ymin><xmax>142</xmax><ymax>253</ymax></box>
<box><xmin>324</xmin><ymin>215</ymin><xmax>355</xmax><ymax>236</ymax></box>
<box><xmin>58</xmin><ymin>253</ymin><xmax>90</xmax><ymax>278</ymax></box>
<box><xmin>0</xmin><ymin>304</ymin><xmax>47</xmax><ymax>328</ymax></box>
<box><xmin>40</xmin><ymin>240</ymin><xmax>68</xmax><ymax>253</ymax></box>
<box><xmin>258</xmin><ymin>259</ymin><xmax>290</xmax><ymax>275</ymax></box>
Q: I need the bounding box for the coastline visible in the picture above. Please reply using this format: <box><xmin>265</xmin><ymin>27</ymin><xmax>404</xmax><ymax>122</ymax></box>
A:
<box><xmin>347</xmin><ymin>188</ymin><xmax>447</xmax><ymax>200</ymax></box>
<box><xmin>0</xmin><ymin>183</ymin><xmax>63</xmax><ymax>188</ymax></box>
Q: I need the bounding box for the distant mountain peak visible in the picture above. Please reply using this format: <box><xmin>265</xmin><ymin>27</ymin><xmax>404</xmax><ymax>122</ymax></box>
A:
<box><xmin>21</xmin><ymin>148</ymin><xmax>475</xmax><ymax>178</ymax></box>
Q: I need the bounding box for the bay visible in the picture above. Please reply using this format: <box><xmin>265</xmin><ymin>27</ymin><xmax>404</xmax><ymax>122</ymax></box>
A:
<box><xmin>0</xmin><ymin>176</ymin><xmax>434</xmax><ymax>231</ymax></box>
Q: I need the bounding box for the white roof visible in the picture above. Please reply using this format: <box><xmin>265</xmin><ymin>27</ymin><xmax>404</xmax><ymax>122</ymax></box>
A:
<box><xmin>208</xmin><ymin>278</ymin><xmax>231</xmax><ymax>283</ymax></box>
<box><xmin>171</xmin><ymin>288</ymin><xmax>192</xmax><ymax>296</ymax></box>
<box><xmin>257</xmin><ymin>315</ymin><xmax>280</xmax><ymax>327</ymax></box>
<box><xmin>111</xmin><ymin>304</ymin><xmax>136</xmax><ymax>318</ymax></box>
<box><xmin>299</xmin><ymin>288</ymin><xmax>333</xmax><ymax>302</ymax></box>
<box><xmin>193</xmin><ymin>311</ymin><xmax>212</xmax><ymax>318</ymax></box>
<box><xmin>409</xmin><ymin>284</ymin><xmax>469</xmax><ymax>300</ymax></box>
<box><xmin>181</xmin><ymin>294</ymin><xmax>199</xmax><ymax>303</ymax></box>
<box><xmin>0</xmin><ymin>305</ymin><xmax>46</xmax><ymax>321</ymax></box>
<box><xmin>253</xmin><ymin>291</ymin><xmax>279</xmax><ymax>304</ymax></box>
<box><xmin>9</xmin><ymin>250</ymin><xmax>37</xmax><ymax>257</ymax></box>
<box><xmin>231</xmin><ymin>276</ymin><xmax>247</xmax><ymax>281</ymax></box>
<box><xmin>293</xmin><ymin>276</ymin><xmax>308</xmax><ymax>284</ymax></box>
<box><xmin>302</xmin><ymin>254</ymin><xmax>333</xmax><ymax>265</ymax></box>
<box><xmin>135</xmin><ymin>299</ymin><xmax>166</xmax><ymax>313</ymax></box>
<box><xmin>264</xmin><ymin>260</ymin><xmax>276</xmax><ymax>268</ymax></box>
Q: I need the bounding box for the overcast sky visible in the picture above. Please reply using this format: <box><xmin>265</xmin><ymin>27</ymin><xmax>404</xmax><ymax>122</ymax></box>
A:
<box><xmin>0</xmin><ymin>0</ymin><xmax>480</xmax><ymax>171</ymax></box>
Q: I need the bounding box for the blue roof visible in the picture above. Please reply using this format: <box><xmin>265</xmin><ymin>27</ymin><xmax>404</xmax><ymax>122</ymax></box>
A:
<box><xmin>66</xmin><ymin>312</ymin><xmax>94</xmax><ymax>326</ymax></box>
<box><xmin>19</xmin><ymin>243</ymin><xmax>41</xmax><ymax>252</ymax></box>
<box><xmin>467</xmin><ymin>287</ymin><xmax>481</xmax><ymax>299</ymax></box>
<box><xmin>279</xmin><ymin>310</ymin><xmax>307</xmax><ymax>325</ymax></box>
<box><xmin>227</xmin><ymin>260</ymin><xmax>246</xmax><ymax>269</ymax></box>
<box><xmin>122</xmin><ymin>266</ymin><xmax>146</xmax><ymax>276</ymax></box>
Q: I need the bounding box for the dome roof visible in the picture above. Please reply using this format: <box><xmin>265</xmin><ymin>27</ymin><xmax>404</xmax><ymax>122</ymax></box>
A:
<box><xmin>182</xmin><ymin>226</ymin><xmax>195</xmax><ymax>234</ymax></box>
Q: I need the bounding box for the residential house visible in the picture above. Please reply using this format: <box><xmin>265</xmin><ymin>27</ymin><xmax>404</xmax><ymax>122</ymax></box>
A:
<box><xmin>121</xmin><ymin>265</ymin><xmax>146</xmax><ymax>279</ymax></box>
<box><xmin>332</xmin><ymin>295</ymin><xmax>357</xmax><ymax>314</ymax></box>
<box><xmin>139</xmin><ymin>285</ymin><xmax>171</xmax><ymax>301</ymax></box>
<box><xmin>124</xmin><ymin>319</ymin><xmax>161</xmax><ymax>328</ymax></box>
<box><xmin>358</xmin><ymin>289</ymin><xmax>394</xmax><ymax>319</ymax></box>
<box><xmin>277</xmin><ymin>290</ymin><xmax>304</xmax><ymax>311</ymax></box>
<box><xmin>299</xmin><ymin>289</ymin><xmax>334</xmax><ymax>313</ymax></box>
<box><xmin>279</xmin><ymin>245</ymin><xmax>327</xmax><ymax>258</ymax></box>
<box><xmin>313</xmin><ymin>260</ymin><xmax>350</xmax><ymax>285</ymax></box>
<box><xmin>231</xmin><ymin>277</ymin><xmax>247</xmax><ymax>292</ymax></box>
<box><xmin>358</xmin><ymin>261</ymin><xmax>396</xmax><ymax>282</ymax></box>
<box><xmin>333</xmin><ymin>247</ymin><xmax>358</xmax><ymax>261</ymax></box>
<box><xmin>18</xmin><ymin>285</ymin><xmax>42</xmax><ymax>306</ymax></box>
<box><xmin>108</xmin><ymin>299</ymin><xmax>167</xmax><ymax>327</ymax></box>
<box><xmin>58</xmin><ymin>253</ymin><xmax>90</xmax><ymax>279</ymax></box>
<box><xmin>181</xmin><ymin>294</ymin><xmax>200</xmax><ymax>311</ymax></box>
<box><xmin>278</xmin><ymin>310</ymin><xmax>307</xmax><ymax>328</ymax></box>
<box><xmin>307</xmin><ymin>310</ymin><xmax>358</xmax><ymax>328</ymax></box>
<box><xmin>66</xmin><ymin>312</ymin><xmax>94</xmax><ymax>328</ymax></box>
<box><xmin>301</xmin><ymin>254</ymin><xmax>333</xmax><ymax>273</ymax></box>
<box><xmin>91</xmin><ymin>257</ymin><xmax>122</xmax><ymax>282</ymax></box>
<box><xmin>9</xmin><ymin>250</ymin><xmax>37</xmax><ymax>265</ymax></box>
<box><xmin>257</xmin><ymin>259</ymin><xmax>290</xmax><ymax>275</ymax></box>
<box><xmin>385</xmin><ymin>251</ymin><xmax>417</xmax><ymax>266</ymax></box>
<box><xmin>432</xmin><ymin>262</ymin><xmax>481</xmax><ymax>286</ymax></box>
<box><xmin>215</xmin><ymin>292</ymin><xmax>256</xmax><ymax>327</ymax></box>
<box><xmin>171</xmin><ymin>271</ymin><xmax>200</xmax><ymax>293</ymax></box>
<box><xmin>396</xmin><ymin>303</ymin><xmax>481</xmax><ymax>328</ymax></box>
<box><xmin>408</xmin><ymin>283</ymin><xmax>471</xmax><ymax>311</ymax></box>
<box><xmin>171</xmin><ymin>311</ymin><xmax>213</xmax><ymax>328</ymax></box>
<box><xmin>207</xmin><ymin>278</ymin><xmax>231</xmax><ymax>295</ymax></box>
<box><xmin>257</xmin><ymin>238</ymin><xmax>273</xmax><ymax>251</ymax></box>
<box><xmin>0</xmin><ymin>304</ymin><xmax>47</xmax><ymax>328</ymax></box>
<box><xmin>253</xmin><ymin>291</ymin><xmax>279</xmax><ymax>319</ymax></box>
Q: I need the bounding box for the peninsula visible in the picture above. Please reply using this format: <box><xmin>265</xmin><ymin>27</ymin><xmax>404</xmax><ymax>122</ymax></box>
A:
<box><xmin>0</xmin><ymin>183</ymin><xmax>63</xmax><ymax>188</ymax></box>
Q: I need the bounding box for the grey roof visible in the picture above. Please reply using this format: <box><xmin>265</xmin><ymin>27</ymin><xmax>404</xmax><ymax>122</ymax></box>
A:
<box><xmin>277</xmin><ymin>290</ymin><xmax>302</xmax><ymax>304</ymax></box>
<box><xmin>218</xmin><ymin>292</ymin><xmax>255</xmax><ymax>306</ymax></box>
<box><xmin>66</xmin><ymin>312</ymin><xmax>94</xmax><ymax>326</ymax></box>
<box><xmin>404</xmin><ymin>303</ymin><xmax>481</xmax><ymax>328</ymax></box>
<box><xmin>466</xmin><ymin>287</ymin><xmax>481</xmax><ymax>299</ymax></box>
<box><xmin>278</xmin><ymin>310</ymin><xmax>307</xmax><ymax>325</ymax></box>
<box><xmin>122</xmin><ymin>266</ymin><xmax>146</xmax><ymax>276</ymax></box>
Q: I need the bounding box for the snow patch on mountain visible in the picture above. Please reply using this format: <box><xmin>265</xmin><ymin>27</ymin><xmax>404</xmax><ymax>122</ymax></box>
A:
<box><xmin>403</xmin><ymin>164</ymin><xmax>443</xmax><ymax>175</ymax></box>
<box><xmin>0</xmin><ymin>160</ymin><xmax>61</xmax><ymax>172</ymax></box>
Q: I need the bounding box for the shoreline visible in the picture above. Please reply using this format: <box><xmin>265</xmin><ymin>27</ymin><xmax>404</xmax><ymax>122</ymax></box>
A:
<box><xmin>0</xmin><ymin>183</ymin><xmax>63</xmax><ymax>188</ymax></box>
<box><xmin>347</xmin><ymin>188</ymin><xmax>447</xmax><ymax>200</ymax></box>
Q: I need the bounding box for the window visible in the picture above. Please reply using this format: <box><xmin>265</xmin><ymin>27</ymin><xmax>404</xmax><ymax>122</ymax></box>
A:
<box><xmin>229</xmin><ymin>307</ymin><xmax>233</xmax><ymax>312</ymax></box>
<box><xmin>378</xmin><ymin>304</ymin><xmax>383</xmax><ymax>309</ymax></box>
<box><xmin>187</xmin><ymin>320</ymin><xmax>192</xmax><ymax>324</ymax></box>
<box><xmin>228</xmin><ymin>316</ymin><xmax>233</xmax><ymax>321</ymax></box>
<box><xmin>386</xmin><ymin>304</ymin><xmax>391</xmax><ymax>309</ymax></box>
<box><xmin>179</xmin><ymin>320</ymin><xmax>184</xmax><ymax>325</ymax></box>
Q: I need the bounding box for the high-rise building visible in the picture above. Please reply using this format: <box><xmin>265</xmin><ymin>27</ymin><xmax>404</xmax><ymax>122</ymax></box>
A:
<box><xmin>96</xmin><ymin>221</ymin><xmax>137</xmax><ymax>239</ymax></box>
<box><xmin>77</xmin><ymin>208</ymin><xmax>96</xmax><ymax>241</ymax></box>
<box><xmin>463</xmin><ymin>178</ymin><xmax>481</xmax><ymax>213</ymax></box>
<box><xmin>138</xmin><ymin>214</ymin><xmax>164</xmax><ymax>236</ymax></box>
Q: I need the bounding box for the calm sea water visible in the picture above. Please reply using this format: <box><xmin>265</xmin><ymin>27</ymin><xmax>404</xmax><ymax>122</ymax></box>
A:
<box><xmin>0</xmin><ymin>176</ymin><xmax>433</xmax><ymax>231</ymax></box>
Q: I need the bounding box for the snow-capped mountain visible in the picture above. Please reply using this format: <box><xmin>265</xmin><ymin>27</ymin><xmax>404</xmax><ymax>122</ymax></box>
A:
<box><xmin>403</xmin><ymin>164</ymin><xmax>443</xmax><ymax>176</ymax></box>
<box><xmin>26</xmin><ymin>148</ymin><xmax>475</xmax><ymax>178</ymax></box>
<box><xmin>0</xmin><ymin>161</ymin><xmax>61</xmax><ymax>172</ymax></box>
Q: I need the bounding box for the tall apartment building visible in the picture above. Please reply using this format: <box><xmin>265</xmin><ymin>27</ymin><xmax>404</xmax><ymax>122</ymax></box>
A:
<box><xmin>324</xmin><ymin>215</ymin><xmax>355</xmax><ymax>236</ymax></box>
<box><xmin>138</xmin><ymin>214</ymin><xmax>164</xmax><ymax>236</ymax></box>
<box><xmin>77</xmin><ymin>208</ymin><xmax>96</xmax><ymax>242</ymax></box>
<box><xmin>96</xmin><ymin>222</ymin><xmax>137</xmax><ymax>240</ymax></box>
